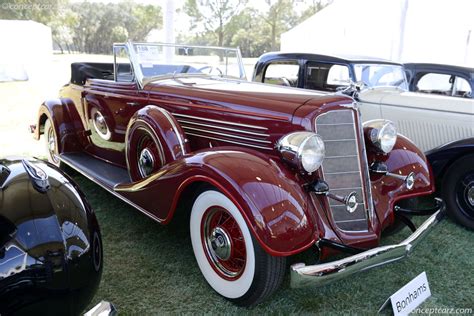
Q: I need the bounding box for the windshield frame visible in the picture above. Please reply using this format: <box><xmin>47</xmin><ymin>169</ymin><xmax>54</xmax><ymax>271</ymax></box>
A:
<box><xmin>114</xmin><ymin>41</ymin><xmax>246</xmax><ymax>88</ymax></box>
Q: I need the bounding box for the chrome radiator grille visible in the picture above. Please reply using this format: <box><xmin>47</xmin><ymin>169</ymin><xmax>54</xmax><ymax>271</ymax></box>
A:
<box><xmin>315</xmin><ymin>109</ymin><xmax>369</xmax><ymax>231</ymax></box>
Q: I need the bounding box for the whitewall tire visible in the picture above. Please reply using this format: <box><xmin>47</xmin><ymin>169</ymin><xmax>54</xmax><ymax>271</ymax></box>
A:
<box><xmin>190</xmin><ymin>189</ymin><xmax>286</xmax><ymax>306</ymax></box>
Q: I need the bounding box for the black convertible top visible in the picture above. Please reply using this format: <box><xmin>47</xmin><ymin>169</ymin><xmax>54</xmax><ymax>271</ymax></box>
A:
<box><xmin>70</xmin><ymin>62</ymin><xmax>115</xmax><ymax>85</ymax></box>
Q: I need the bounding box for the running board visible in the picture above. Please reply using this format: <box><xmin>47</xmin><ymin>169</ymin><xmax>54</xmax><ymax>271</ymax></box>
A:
<box><xmin>60</xmin><ymin>152</ymin><xmax>130</xmax><ymax>189</ymax></box>
<box><xmin>60</xmin><ymin>152</ymin><xmax>164</xmax><ymax>223</ymax></box>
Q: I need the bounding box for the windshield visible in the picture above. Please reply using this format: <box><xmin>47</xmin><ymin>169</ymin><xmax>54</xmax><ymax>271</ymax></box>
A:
<box><xmin>129</xmin><ymin>43</ymin><xmax>245</xmax><ymax>83</ymax></box>
<box><xmin>353</xmin><ymin>63</ymin><xmax>408</xmax><ymax>89</ymax></box>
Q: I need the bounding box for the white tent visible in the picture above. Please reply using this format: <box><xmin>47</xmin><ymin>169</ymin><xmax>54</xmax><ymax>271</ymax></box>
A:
<box><xmin>0</xmin><ymin>20</ymin><xmax>52</xmax><ymax>82</ymax></box>
<box><xmin>281</xmin><ymin>0</ymin><xmax>474</xmax><ymax>67</ymax></box>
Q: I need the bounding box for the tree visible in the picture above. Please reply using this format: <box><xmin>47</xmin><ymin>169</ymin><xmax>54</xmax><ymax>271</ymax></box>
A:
<box><xmin>183</xmin><ymin>0</ymin><xmax>247</xmax><ymax>47</ymax></box>
<box><xmin>225</xmin><ymin>8</ymin><xmax>270</xmax><ymax>57</ymax></box>
<box><xmin>298</xmin><ymin>0</ymin><xmax>331</xmax><ymax>23</ymax></box>
<box><xmin>261</xmin><ymin>0</ymin><xmax>298</xmax><ymax>51</ymax></box>
<box><xmin>69</xmin><ymin>1</ymin><xmax>162</xmax><ymax>54</ymax></box>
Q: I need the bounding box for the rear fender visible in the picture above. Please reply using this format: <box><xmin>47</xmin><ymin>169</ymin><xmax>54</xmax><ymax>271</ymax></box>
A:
<box><xmin>36</xmin><ymin>98</ymin><xmax>87</xmax><ymax>154</ymax></box>
<box><xmin>114</xmin><ymin>148</ymin><xmax>318</xmax><ymax>257</ymax></box>
<box><xmin>368</xmin><ymin>134</ymin><xmax>435</xmax><ymax>229</ymax></box>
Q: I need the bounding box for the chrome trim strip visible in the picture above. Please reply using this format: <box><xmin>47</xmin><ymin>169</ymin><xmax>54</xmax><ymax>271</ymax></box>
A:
<box><xmin>290</xmin><ymin>202</ymin><xmax>445</xmax><ymax>288</ymax></box>
<box><xmin>360</xmin><ymin>99</ymin><xmax>474</xmax><ymax>116</ymax></box>
<box><xmin>330</xmin><ymin>203</ymin><xmax>366</xmax><ymax>207</ymax></box>
<box><xmin>317</xmin><ymin>123</ymin><xmax>354</xmax><ymax>126</ymax></box>
<box><xmin>156</xmin><ymin>107</ymin><xmax>186</xmax><ymax>155</ymax></box>
<box><xmin>356</xmin><ymin>109</ymin><xmax>376</xmax><ymax>225</ymax></box>
<box><xmin>348</xmin><ymin>109</ymin><xmax>370</xmax><ymax>230</ymax></box>
<box><xmin>324</xmin><ymin>171</ymin><xmax>360</xmax><ymax>175</ymax></box>
<box><xmin>182</xmin><ymin>126</ymin><xmax>272</xmax><ymax>144</ymax></box>
<box><xmin>323</xmin><ymin>138</ymin><xmax>356</xmax><ymax>142</ymax></box>
<box><xmin>185</xmin><ymin>132</ymin><xmax>272</xmax><ymax>150</ymax></box>
<box><xmin>334</xmin><ymin>219</ymin><xmax>368</xmax><ymax>223</ymax></box>
<box><xmin>325</xmin><ymin>155</ymin><xmax>358</xmax><ymax>159</ymax></box>
<box><xmin>330</xmin><ymin>187</ymin><xmax>363</xmax><ymax>191</ymax></box>
<box><xmin>59</xmin><ymin>155</ymin><xmax>165</xmax><ymax>223</ymax></box>
<box><xmin>173</xmin><ymin>113</ymin><xmax>268</xmax><ymax>130</ymax></box>
<box><xmin>177</xmin><ymin>119</ymin><xmax>270</xmax><ymax>137</ymax></box>
<box><xmin>115</xmin><ymin>168</ymin><xmax>168</xmax><ymax>192</ymax></box>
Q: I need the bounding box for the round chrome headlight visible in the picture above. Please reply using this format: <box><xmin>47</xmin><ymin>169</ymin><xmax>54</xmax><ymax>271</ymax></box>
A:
<box><xmin>363</xmin><ymin>120</ymin><xmax>397</xmax><ymax>153</ymax></box>
<box><xmin>277</xmin><ymin>132</ymin><xmax>325</xmax><ymax>174</ymax></box>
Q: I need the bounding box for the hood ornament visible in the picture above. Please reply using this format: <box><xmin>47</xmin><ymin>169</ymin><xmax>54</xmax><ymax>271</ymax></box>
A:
<box><xmin>21</xmin><ymin>159</ymin><xmax>50</xmax><ymax>193</ymax></box>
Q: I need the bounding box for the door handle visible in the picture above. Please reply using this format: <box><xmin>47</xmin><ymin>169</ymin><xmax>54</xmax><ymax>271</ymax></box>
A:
<box><xmin>126</xmin><ymin>101</ymin><xmax>140</xmax><ymax>106</ymax></box>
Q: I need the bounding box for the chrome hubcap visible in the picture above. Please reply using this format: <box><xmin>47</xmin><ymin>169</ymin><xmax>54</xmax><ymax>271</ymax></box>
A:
<box><xmin>47</xmin><ymin>127</ymin><xmax>59</xmax><ymax>164</ymax></box>
<box><xmin>467</xmin><ymin>185</ymin><xmax>474</xmax><ymax>207</ymax></box>
<box><xmin>48</xmin><ymin>134</ymin><xmax>55</xmax><ymax>152</ymax></box>
<box><xmin>138</xmin><ymin>148</ymin><xmax>154</xmax><ymax>178</ymax></box>
<box><xmin>93</xmin><ymin>111</ymin><xmax>110</xmax><ymax>140</ymax></box>
<box><xmin>209</xmin><ymin>227</ymin><xmax>232</xmax><ymax>261</ymax></box>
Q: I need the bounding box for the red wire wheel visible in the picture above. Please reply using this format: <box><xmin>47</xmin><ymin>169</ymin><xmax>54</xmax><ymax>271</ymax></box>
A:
<box><xmin>201</xmin><ymin>206</ymin><xmax>247</xmax><ymax>280</ymax></box>
<box><xmin>190</xmin><ymin>189</ymin><xmax>286</xmax><ymax>306</ymax></box>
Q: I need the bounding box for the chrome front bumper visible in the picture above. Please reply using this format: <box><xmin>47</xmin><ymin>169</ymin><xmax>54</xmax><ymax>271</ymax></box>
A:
<box><xmin>290</xmin><ymin>200</ymin><xmax>445</xmax><ymax>288</ymax></box>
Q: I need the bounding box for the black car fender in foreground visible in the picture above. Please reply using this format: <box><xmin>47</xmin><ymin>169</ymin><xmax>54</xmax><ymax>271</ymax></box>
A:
<box><xmin>0</xmin><ymin>157</ymin><xmax>103</xmax><ymax>316</ymax></box>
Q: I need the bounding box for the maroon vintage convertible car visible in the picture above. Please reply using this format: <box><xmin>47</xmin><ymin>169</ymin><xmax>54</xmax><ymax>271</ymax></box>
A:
<box><xmin>32</xmin><ymin>42</ymin><xmax>444</xmax><ymax>306</ymax></box>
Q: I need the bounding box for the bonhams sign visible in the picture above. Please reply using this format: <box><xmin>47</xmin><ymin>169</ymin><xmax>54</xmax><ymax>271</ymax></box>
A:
<box><xmin>390</xmin><ymin>272</ymin><xmax>431</xmax><ymax>316</ymax></box>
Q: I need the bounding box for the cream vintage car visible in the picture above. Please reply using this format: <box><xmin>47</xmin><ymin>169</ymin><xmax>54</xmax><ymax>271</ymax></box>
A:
<box><xmin>253</xmin><ymin>52</ymin><xmax>474</xmax><ymax>229</ymax></box>
<box><xmin>357</xmin><ymin>86</ymin><xmax>473</xmax><ymax>151</ymax></box>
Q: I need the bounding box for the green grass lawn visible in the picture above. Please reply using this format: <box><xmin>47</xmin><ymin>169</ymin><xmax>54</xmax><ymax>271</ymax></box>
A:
<box><xmin>74</xmin><ymin>174</ymin><xmax>474</xmax><ymax>314</ymax></box>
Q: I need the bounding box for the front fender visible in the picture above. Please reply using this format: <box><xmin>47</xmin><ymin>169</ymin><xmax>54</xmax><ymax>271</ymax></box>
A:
<box><xmin>426</xmin><ymin>137</ymin><xmax>474</xmax><ymax>179</ymax></box>
<box><xmin>368</xmin><ymin>134</ymin><xmax>435</xmax><ymax>229</ymax></box>
<box><xmin>36</xmin><ymin>98</ymin><xmax>86</xmax><ymax>153</ymax></box>
<box><xmin>114</xmin><ymin>148</ymin><xmax>318</xmax><ymax>257</ymax></box>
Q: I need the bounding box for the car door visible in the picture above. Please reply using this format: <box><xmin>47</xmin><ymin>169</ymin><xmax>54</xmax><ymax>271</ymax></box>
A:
<box><xmin>83</xmin><ymin>45</ymin><xmax>149</xmax><ymax>167</ymax></box>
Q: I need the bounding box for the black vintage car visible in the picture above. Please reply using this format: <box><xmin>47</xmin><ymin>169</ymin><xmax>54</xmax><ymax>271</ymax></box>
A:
<box><xmin>0</xmin><ymin>157</ymin><xmax>102</xmax><ymax>315</ymax></box>
<box><xmin>404</xmin><ymin>63</ymin><xmax>473</xmax><ymax>99</ymax></box>
<box><xmin>253</xmin><ymin>52</ymin><xmax>408</xmax><ymax>91</ymax></box>
<box><xmin>426</xmin><ymin>138</ymin><xmax>474</xmax><ymax>230</ymax></box>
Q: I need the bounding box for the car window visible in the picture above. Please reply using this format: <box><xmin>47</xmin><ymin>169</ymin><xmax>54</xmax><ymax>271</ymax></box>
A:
<box><xmin>416</xmin><ymin>73</ymin><xmax>451</xmax><ymax>94</ymax></box>
<box><xmin>114</xmin><ymin>46</ymin><xmax>134</xmax><ymax>82</ymax></box>
<box><xmin>263</xmin><ymin>61</ymin><xmax>299</xmax><ymax>87</ymax></box>
<box><xmin>304</xmin><ymin>62</ymin><xmax>350</xmax><ymax>92</ymax></box>
<box><xmin>453</xmin><ymin>77</ymin><xmax>472</xmax><ymax>98</ymax></box>
<box><xmin>416</xmin><ymin>73</ymin><xmax>472</xmax><ymax>98</ymax></box>
<box><xmin>353</xmin><ymin>64</ymin><xmax>407</xmax><ymax>89</ymax></box>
